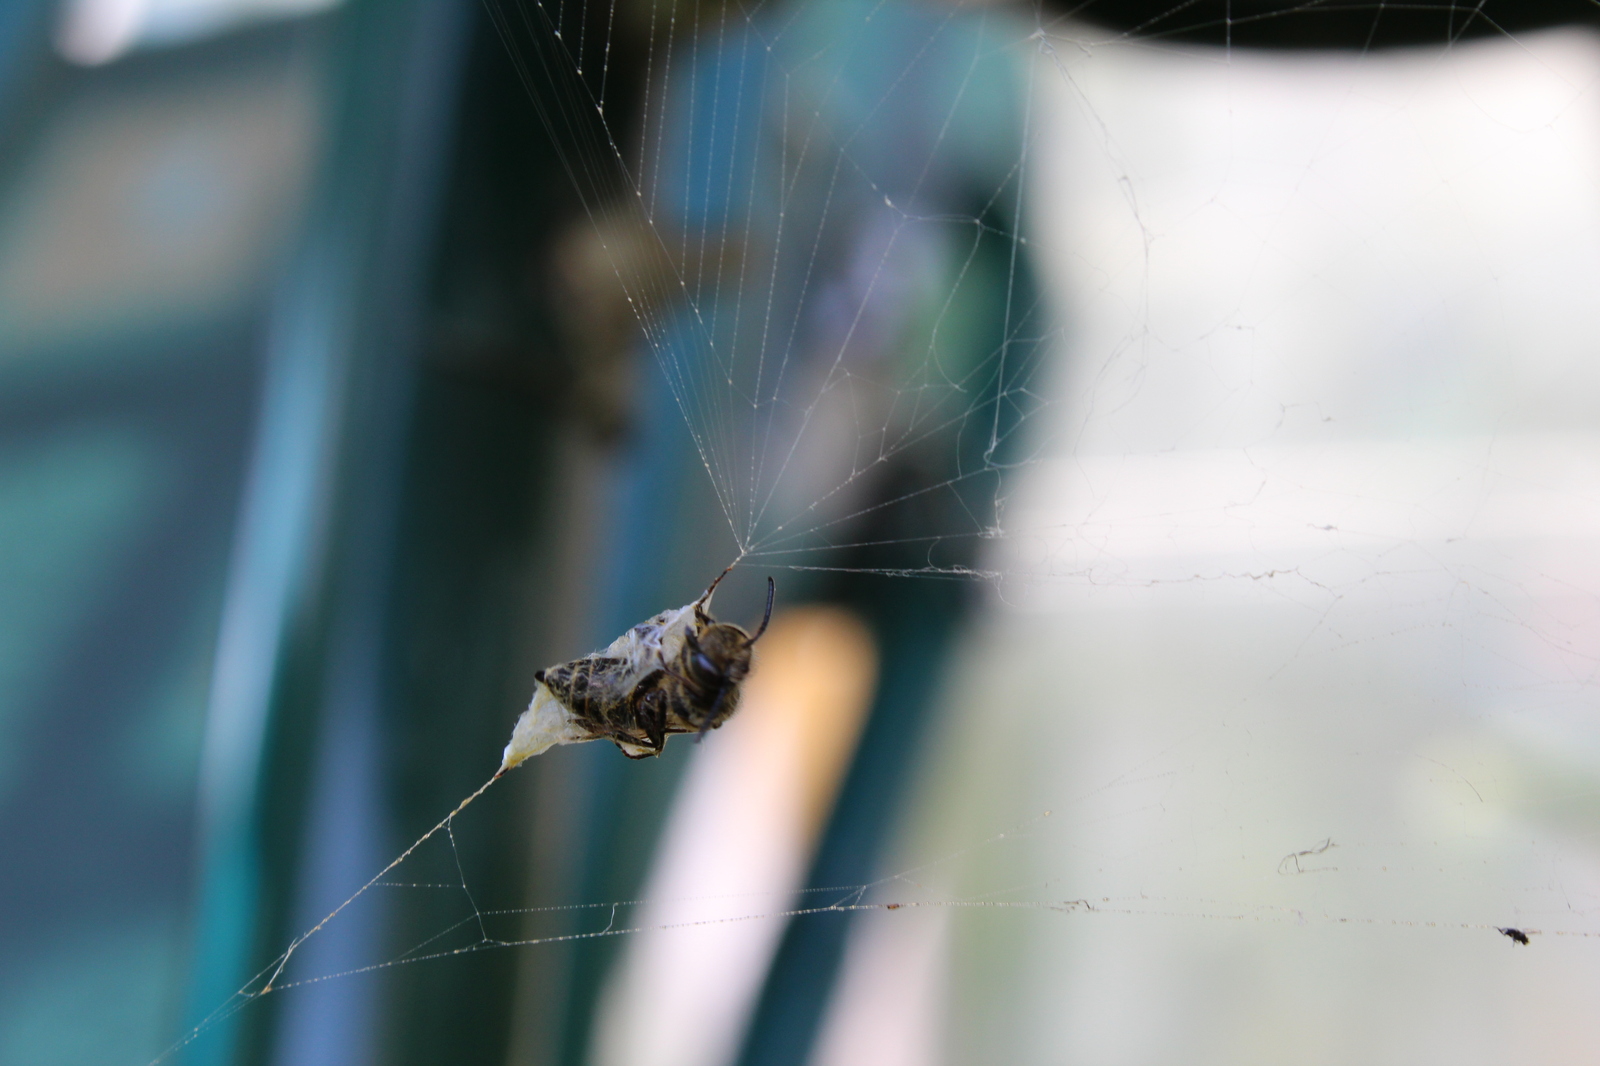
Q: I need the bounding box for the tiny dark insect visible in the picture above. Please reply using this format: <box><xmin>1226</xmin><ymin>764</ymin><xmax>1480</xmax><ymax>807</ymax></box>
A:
<box><xmin>1497</xmin><ymin>927</ymin><xmax>1530</xmax><ymax>945</ymax></box>
<box><xmin>885</xmin><ymin>903</ymin><xmax>903</xmax><ymax>910</ymax></box>
<box><xmin>501</xmin><ymin>570</ymin><xmax>774</xmax><ymax>766</ymax></box>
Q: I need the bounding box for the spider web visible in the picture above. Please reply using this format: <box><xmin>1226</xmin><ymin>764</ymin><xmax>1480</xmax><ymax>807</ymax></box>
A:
<box><xmin>487</xmin><ymin>0</ymin><xmax>1050</xmax><ymax>581</ymax></box>
<box><xmin>159</xmin><ymin>2</ymin><xmax>1600</xmax><ymax>1063</ymax></box>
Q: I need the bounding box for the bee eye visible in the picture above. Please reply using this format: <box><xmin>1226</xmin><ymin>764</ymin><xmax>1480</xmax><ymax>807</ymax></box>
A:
<box><xmin>693</xmin><ymin>652</ymin><xmax>716</xmax><ymax>675</ymax></box>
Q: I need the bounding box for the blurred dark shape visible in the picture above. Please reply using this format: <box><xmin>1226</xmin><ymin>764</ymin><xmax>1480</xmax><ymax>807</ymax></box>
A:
<box><xmin>547</xmin><ymin>210</ymin><xmax>665</xmax><ymax>444</ymax></box>
<box><xmin>1061</xmin><ymin>0</ymin><xmax>1600</xmax><ymax>49</ymax></box>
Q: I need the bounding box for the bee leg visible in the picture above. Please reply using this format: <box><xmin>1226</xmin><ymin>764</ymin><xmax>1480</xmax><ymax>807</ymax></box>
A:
<box><xmin>629</xmin><ymin>670</ymin><xmax>669</xmax><ymax>753</ymax></box>
<box><xmin>613</xmin><ymin>738</ymin><xmax>657</xmax><ymax>760</ymax></box>
<box><xmin>697</xmin><ymin>684</ymin><xmax>731</xmax><ymax>738</ymax></box>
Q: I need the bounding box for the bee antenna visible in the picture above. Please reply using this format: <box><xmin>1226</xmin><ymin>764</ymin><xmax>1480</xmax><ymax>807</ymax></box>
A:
<box><xmin>695</xmin><ymin>565</ymin><xmax>735</xmax><ymax>623</ymax></box>
<box><xmin>745</xmin><ymin>578</ymin><xmax>775</xmax><ymax>646</ymax></box>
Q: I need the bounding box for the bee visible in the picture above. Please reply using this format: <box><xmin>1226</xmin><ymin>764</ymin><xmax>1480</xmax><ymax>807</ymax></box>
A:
<box><xmin>500</xmin><ymin>570</ymin><xmax>775</xmax><ymax>767</ymax></box>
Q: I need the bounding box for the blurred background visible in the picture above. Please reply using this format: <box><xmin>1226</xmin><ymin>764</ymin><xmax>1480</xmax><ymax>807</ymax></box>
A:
<box><xmin>2</xmin><ymin>1</ymin><xmax>1600</xmax><ymax>1065</ymax></box>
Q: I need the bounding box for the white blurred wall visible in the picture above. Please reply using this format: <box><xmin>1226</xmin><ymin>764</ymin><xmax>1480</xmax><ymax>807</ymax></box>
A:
<box><xmin>816</xmin><ymin>25</ymin><xmax>1600</xmax><ymax>1066</ymax></box>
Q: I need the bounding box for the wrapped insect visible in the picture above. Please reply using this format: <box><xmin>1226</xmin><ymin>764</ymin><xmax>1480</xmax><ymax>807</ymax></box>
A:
<box><xmin>254</xmin><ymin>574</ymin><xmax>773</xmax><ymax>998</ymax></box>
<box><xmin>501</xmin><ymin>571</ymin><xmax>775</xmax><ymax>767</ymax></box>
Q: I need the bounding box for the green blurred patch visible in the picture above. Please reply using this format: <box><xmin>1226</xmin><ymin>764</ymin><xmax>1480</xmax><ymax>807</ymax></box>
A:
<box><xmin>119</xmin><ymin>601</ymin><xmax>218</xmax><ymax>803</ymax></box>
<box><xmin>0</xmin><ymin>914</ymin><xmax>185</xmax><ymax>1066</ymax></box>
<box><xmin>0</xmin><ymin>425</ymin><xmax>168</xmax><ymax>801</ymax></box>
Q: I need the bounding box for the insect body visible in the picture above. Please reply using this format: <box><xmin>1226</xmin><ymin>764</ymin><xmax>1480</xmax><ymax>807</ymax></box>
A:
<box><xmin>1497</xmin><ymin>926</ymin><xmax>1530</xmax><ymax>945</ymax></box>
<box><xmin>500</xmin><ymin>572</ymin><xmax>774</xmax><ymax>767</ymax></box>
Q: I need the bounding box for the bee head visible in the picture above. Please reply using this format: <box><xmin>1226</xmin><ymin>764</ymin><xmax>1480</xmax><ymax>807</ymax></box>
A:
<box><xmin>683</xmin><ymin>623</ymin><xmax>757</xmax><ymax>688</ymax></box>
<box><xmin>680</xmin><ymin>576</ymin><xmax>775</xmax><ymax>734</ymax></box>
